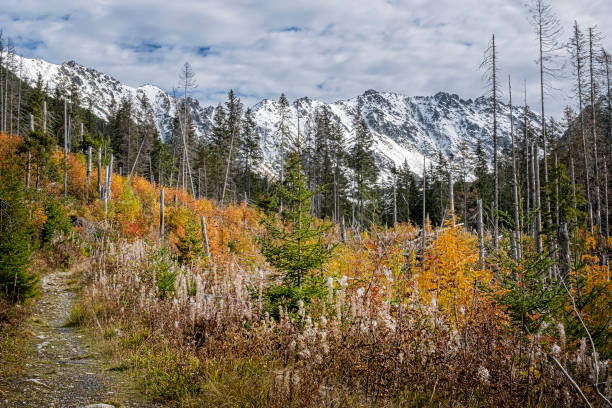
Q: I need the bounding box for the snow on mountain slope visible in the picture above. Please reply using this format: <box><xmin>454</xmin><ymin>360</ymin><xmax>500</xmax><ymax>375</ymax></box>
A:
<box><xmin>251</xmin><ymin>90</ymin><xmax>539</xmax><ymax>176</ymax></box>
<box><xmin>14</xmin><ymin>56</ymin><xmax>539</xmax><ymax>177</ymax></box>
<box><xmin>17</xmin><ymin>56</ymin><xmax>214</xmax><ymax>141</ymax></box>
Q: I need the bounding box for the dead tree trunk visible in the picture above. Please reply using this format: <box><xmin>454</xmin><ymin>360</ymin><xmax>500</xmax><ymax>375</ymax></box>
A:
<box><xmin>491</xmin><ymin>35</ymin><xmax>499</xmax><ymax>253</ymax></box>
<box><xmin>422</xmin><ymin>155</ymin><xmax>427</xmax><ymax>251</ymax></box>
<box><xmin>63</xmin><ymin>99</ymin><xmax>68</xmax><ymax>197</ymax></box>
<box><xmin>574</xmin><ymin>23</ymin><xmax>593</xmax><ymax>234</ymax></box>
<box><xmin>589</xmin><ymin>28</ymin><xmax>602</xmax><ymax>234</ymax></box>
<box><xmin>477</xmin><ymin>199</ymin><xmax>485</xmax><ymax>267</ymax></box>
<box><xmin>97</xmin><ymin>148</ymin><xmax>102</xmax><ymax>199</ymax></box>
<box><xmin>160</xmin><ymin>187</ymin><xmax>165</xmax><ymax>240</ymax></box>
<box><xmin>221</xmin><ymin>125</ymin><xmax>236</xmax><ymax>205</ymax></box>
<box><xmin>201</xmin><ymin>216</ymin><xmax>211</xmax><ymax>259</ymax></box>
<box><xmin>509</xmin><ymin>76</ymin><xmax>521</xmax><ymax>260</ymax></box>
<box><xmin>86</xmin><ymin>146</ymin><xmax>92</xmax><ymax>188</ymax></box>
<box><xmin>393</xmin><ymin>178</ymin><xmax>398</xmax><ymax>226</ymax></box>
<box><xmin>533</xmin><ymin>142</ymin><xmax>543</xmax><ymax>252</ymax></box>
<box><xmin>448</xmin><ymin>168</ymin><xmax>455</xmax><ymax>226</ymax></box>
<box><xmin>604</xmin><ymin>157</ymin><xmax>609</xmax><ymax>241</ymax></box>
<box><xmin>26</xmin><ymin>114</ymin><xmax>33</xmax><ymax>187</ymax></box>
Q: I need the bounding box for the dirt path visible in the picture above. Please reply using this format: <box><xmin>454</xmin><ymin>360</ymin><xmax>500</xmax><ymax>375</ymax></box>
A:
<box><xmin>1</xmin><ymin>268</ymin><xmax>158</xmax><ymax>408</ymax></box>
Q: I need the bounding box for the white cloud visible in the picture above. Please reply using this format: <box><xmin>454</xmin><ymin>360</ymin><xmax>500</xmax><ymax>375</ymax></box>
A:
<box><xmin>1</xmin><ymin>0</ymin><xmax>611</xmax><ymax>117</ymax></box>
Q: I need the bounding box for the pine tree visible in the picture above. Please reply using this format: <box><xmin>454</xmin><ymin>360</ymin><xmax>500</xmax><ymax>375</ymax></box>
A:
<box><xmin>473</xmin><ymin>137</ymin><xmax>493</xmax><ymax>210</ymax></box>
<box><xmin>108</xmin><ymin>97</ymin><xmax>134</xmax><ymax>174</ymax></box>
<box><xmin>221</xmin><ymin>89</ymin><xmax>243</xmax><ymax>203</ymax></box>
<box><xmin>348</xmin><ymin>107</ymin><xmax>378</xmax><ymax>228</ymax></box>
<box><xmin>258</xmin><ymin>125</ymin><xmax>333</xmax><ymax>316</ymax></box>
<box><xmin>329</xmin><ymin>120</ymin><xmax>348</xmax><ymax>222</ymax></box>
<box><xmin>456</xmin><ymin>140</ymin><xmax>473</xmax><ymax>225</ymax></box>
<box><xmin>132</xmin><ymin>94</ymin><xmax>157</xmax><ymax>179</ymax></box>
<box><xmin>150</xmin><ymin>135</ymin><xmax>175</xmax><ymax>186</ymax></box>
<box><xmin>0</xmin><ymin>158</ymin><xmax>38</xmax><ymax>302</ymax></box>
<box><xmin>276</xmin><ymin>94</ymin><xmax>291</xmax><ymax>202</ymax></box>
<box><xmin>312</xmin><ymin>106</ymin><xmax>335</xmax><ymax>218</ymax></box>
<box><xmin>239</xmin><ymin>107</ymin><xmax>262</xmax><ymax>199</ymax></box>
<box><xmin>207</xmin><ymin>103</ymin><xmax>227</xmax><ymax>199</ymax></box>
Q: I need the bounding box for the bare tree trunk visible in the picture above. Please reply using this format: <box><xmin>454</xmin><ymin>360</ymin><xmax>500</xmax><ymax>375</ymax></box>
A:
<box><xmin>0</xmin><ymin>39</ymin><xmax>3</xmax><ymax>134</ymax></box>
<box><xmin>26</xmin><ymin>114</ymin><xmax>33</xmax><ymax>187</ymax></box>
<box><xmin>341</xmin><ymin>216</ymin><xmax>346</xmax><ymax>243</ymax></box>
<box><xmin>63</xmin><ymin>99</ymin><xmax>68</xmax><ymax>197</ymax></box>
<box><xmin>36</xmin><ymin>102</ymin><xmax>47</xmax><ymax>189</ymax></box>
<box><xmin>525</xmin><ymin>138</ymin><xmax>531</xmax><ymax>234</ymax></box>
<box><xmin>570</xmin><ymin>158</ymin><xmax>577</xmax><ymax>228</ymax></box>
<box><xmin>42</xmin><ymin>101</ymin><xmax>47</xmax><ymax>132</ymax></box>
<box><xmin>86</xmin><ymin>146</ymin><xmax>92</xmax><ymax>187</ymax></box>
<box><xmin>105</xmin><ymin>155</ymin><xmax>114</xmax><ymax>218</ymax></box>
<box><xmin>160</xmin><ymin>187</ymin><xmax>165</xmax><ymax>240</ymax></box>
<box><xmin>509</xmin><ymin>76</ymin><xmax>521</xmax><ymax>260</ymax></box>
<box><xmin>448</xmin><ymin>168</ymin><xmax>455</xmax><ymax>226</ymax></box>
<box><xmin>589</xmin><ymin>28</ymin><xmax>602</xmax><ymax>234</ymax></box>
<box><xmin>149</xmin><ymin>155</ymin><xmax>154</xmax><ymax>184</ymax></box>
<box><xmin>554</xmin><ymin>154</ymin><xmax>560</xmax><ymax>227</ymax></box>
<box><xmin>201</xmin><ymin>216</ymin><xmax>211</xmax><ymax>259</ymax></box>
<box><xmin>3</xmin><ymin>48</ymin><xmax>9</xmax><ymax>134</ymax></box>
<box><xmin>97</xmin><ymin>148</ymin><xmax>102</xmax><ymax>199</ymax></box>
<box><xmin>524</xmin><ymin>86</ymin><xmax>531</xmax><ymax>234</ymax></box>
<box><xmin>204</xmin><ymin>165</ymin><xmax>208</xmax><ymax>197</ymax></box>
<box><xmin>221</xmin><ymin>125</ymin><xmax>236</xmax><ymax>205</ymax></box>
<box><xmin>574</xmin><ymin>24</ymin><xmax>594</xmax><ymax>234</ymax></box>
<box><xmin>533</xmin><ymin>142</ymin><xmax>542</xmax><ymax>252</ymax></box>
<box><xmin>128</xmin><ymin>134</ymin><xmax>147</xmax><ymax>180</ymax></box>
<box><xmin>604</xmin><ymin>157</ymin><xmax>609</xmax><ymax>241</ymax></box>
<box><xmin>393</xmin><ymin>177</ymin><xmax>398</xmax><ymax>226</ymax></box>
<box><xmin>16</xmin><ymin>58</ymin><xmax>22</xmax><ymax>137</ymax></box>
<box><xmin>538</xmin><ymin>17</ymin><xmax>550</xmax><ymax>226</ymax></box>
<box><xmin>422</xmin><ymin>155</ymin><xmax>427</xmax><ymax>250</ymax></box>
<box><xmin>492</xmin><ymin>36</ymin><xmax>499</xmax><ymax>253</ymax></box>
<box><xmin>477</xmin><ymin>199</ymin><xmax>485</xmax><ymax>267</ymax></box>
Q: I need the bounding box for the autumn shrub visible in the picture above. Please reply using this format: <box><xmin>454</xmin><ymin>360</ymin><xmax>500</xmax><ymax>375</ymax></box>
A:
<box><xmin>565</xmin><ymin>235</ymin><xmax>611</xmax><ymax>358</ymax></box>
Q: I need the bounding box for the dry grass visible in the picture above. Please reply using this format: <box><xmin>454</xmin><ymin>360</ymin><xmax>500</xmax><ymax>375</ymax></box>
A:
<box><xmin>68</xmin><ymin>232</ymin><xmax>612</xmax><ymax>408</ymax></box>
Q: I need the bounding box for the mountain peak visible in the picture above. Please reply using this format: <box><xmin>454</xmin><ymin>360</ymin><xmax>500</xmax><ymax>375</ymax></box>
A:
<box><xmin>63</xmin><ymin>60</ymin><xmax>80</xmax><ymax>67</ymax></box>
<box><xmin>12</xmin><ymin>54</ymin><xmax>540</xmax><ymax>176</ymax></box>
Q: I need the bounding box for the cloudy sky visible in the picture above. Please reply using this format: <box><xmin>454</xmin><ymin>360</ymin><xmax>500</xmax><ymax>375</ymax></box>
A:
<box><xmin>1</xmin><ymin>0</ymin><xmax>611</xmax><ymax>118</ymax></box>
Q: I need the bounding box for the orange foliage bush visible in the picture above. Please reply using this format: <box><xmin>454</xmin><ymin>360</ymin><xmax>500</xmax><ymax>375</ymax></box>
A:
<box><xmin>418</xmin><ymin>221</ymin><xmax>494</xmax><ymax>325</ymax></box>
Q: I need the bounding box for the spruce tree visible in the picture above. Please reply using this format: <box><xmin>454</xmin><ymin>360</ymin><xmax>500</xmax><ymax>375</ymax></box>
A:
<box><xmin>0</xmin><ymin>159</ymin><xmax>38</xmax><ymax>302</ymax></box>
<box><xmin>473</xmin><ymin>137</ymin><xmax>493</xmax><ymax>208</ymax></box>
<box><xmin>275</xmin><ymin>94</ymin><xmax>291</xmax><ymax>204</ymax></box>
<box><xmin>329</xmin><ymin>120</ymin><xmax>348</xmax><ymax>222</ymax></box>
<box><xmin>239</xmin><ymin>107</ymin><xmax>262</xmax><ymax>199</ymax></box>
<box><xmin>348</xmin><ymin>107</ymin><xmax>378</xmax><ymax>228</ymax></box>
<box><xmin>258</xmin><ymin>125</ymin><xmax>333</xmax><ymax>316</ymax></box>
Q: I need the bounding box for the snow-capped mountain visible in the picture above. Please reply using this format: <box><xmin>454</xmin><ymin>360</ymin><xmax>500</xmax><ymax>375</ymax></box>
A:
<box><xmin>14</xmin><ymin>56</ymin><xmax>539</xmax><ymax>177</ymax></box>
<box><xmin>17</xmin><ymin>57</ymin><xmax>215</xmax><ymax>141</ymax></box>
